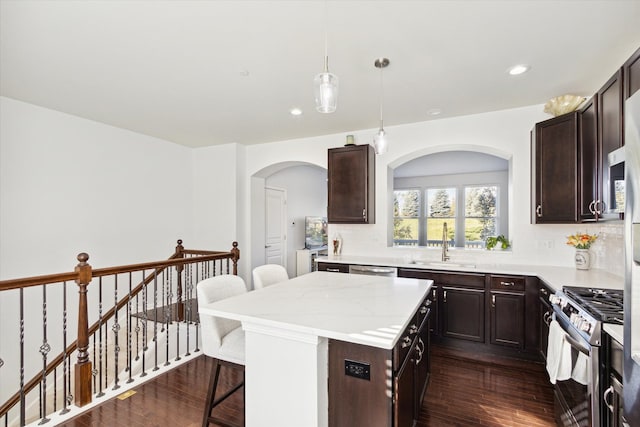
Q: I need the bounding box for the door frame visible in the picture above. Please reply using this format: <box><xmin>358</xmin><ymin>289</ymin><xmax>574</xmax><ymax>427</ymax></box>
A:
<box><xmin>264</xmin><ymin>186</ymin><xmax>287</xmax><ymax>269</ymax></box>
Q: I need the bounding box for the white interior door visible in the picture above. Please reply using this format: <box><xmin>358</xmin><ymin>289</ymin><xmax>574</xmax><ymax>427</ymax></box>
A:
<box><xmin>265</xmin><ymin>187</ymin><xmax>286</xmax><ymax>267</ymax></box>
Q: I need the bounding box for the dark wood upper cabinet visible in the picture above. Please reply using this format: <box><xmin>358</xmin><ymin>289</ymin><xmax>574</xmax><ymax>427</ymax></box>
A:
<box><xmin>597</xmin><ymin>69</ymin><xmax>624</xmax><ymax>218</ymax></box>
<box><xmin>579</xmin><ymin>97</ymin><xmax>599</xmax><ymax>220</ymax></box>
<box><xmin>532</xmin><ymin>112</ymin><xmax>579</xmax><ymax>223</ymax></box>
<box><xmin>327</xmin><ymin>144</ymin><xmax>375</xmax><ymax>224</ymax></box>
<box><xmin>624</xmin><ymin>46</ymin><xmax>640</xmax><ymax>99</ymax></box>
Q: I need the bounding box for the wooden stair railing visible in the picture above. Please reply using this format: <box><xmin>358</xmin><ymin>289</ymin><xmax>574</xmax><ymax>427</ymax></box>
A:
<box><xmin>0</xmin><ymin>240</ymin><xmax>240</xmax><ymax>426</ymax></box>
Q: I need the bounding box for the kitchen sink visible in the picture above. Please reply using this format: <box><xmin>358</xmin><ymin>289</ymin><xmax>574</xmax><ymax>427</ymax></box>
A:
<box><xmin>409</xmin><ymin>260</ymin><xmax>476</xmax><ymax>269</ymax></box>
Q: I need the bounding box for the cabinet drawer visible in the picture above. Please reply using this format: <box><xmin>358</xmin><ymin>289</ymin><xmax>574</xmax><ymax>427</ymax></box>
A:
<box><xmin>317</xmin><ymin>262</ymin><xmax>349</xmax><ymax>273</ymax></box>
<box><xmin>394</xmin><ymin>313</ymin><xmax>419</xmax><ymax>370</ymax></box>
<box><xmin>490</xmin><ymin>275</ymin><xmax>525</xmax><ymax>292</ymax></box>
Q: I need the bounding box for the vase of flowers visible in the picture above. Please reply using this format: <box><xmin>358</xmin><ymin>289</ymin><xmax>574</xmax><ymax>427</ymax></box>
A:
<box><xmin>566</xmin><ymin>233</ymin><xmax>598</xmax><ymax>270</ymax></box>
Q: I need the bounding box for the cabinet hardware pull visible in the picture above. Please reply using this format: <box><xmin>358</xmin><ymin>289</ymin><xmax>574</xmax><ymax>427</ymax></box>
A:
<box><xmin>401</xmin><ymin>336</ymin><xmax>412</xmax><ymax>348</ymax></box>
<box><xmin>415</xmin><ymin>345</ymin><xmax>423</xmax><ymax>365</ymax></box>
<box><xmin>491</xmin><ymin>295</ymin><xmax>496</xmax><ymax>307</ymax></box>
<box><xmin>543</xmin><ymin>311</ymin><xmax>552</xmax><ymax>326</ymax></box>
<box><xmin>443</xmin><ymin>290</ymin><xmax>447</xmax><ymax>303</ymax></box>
<box><xmin>603</xmin><ymin>386</ymin><xmax>614</xmax><ymax>412</ymax></box>
<box><xmin>589</xmin><ymin>200</ymin><xmax>596</xmax><ymax>215</ymax></box>
<box><xmin>362</xmin><ymin>208</ymin><xmax>366</xmax><ymax>221</ymax></box>
<box><xmin>536</xmin><ymin>205</ymin><xmax>542</xmax><ymax>217</ymax></box>
<box><xmin>595</xmin><ymin>200</ymin><xmax>602</xmax><ymax>215</ymax></box>
<box><xmin>326</xmin><ymin>268</ymin><xmax>340</xmax><ymax>272</ymax></box>
<box><xmin>432</xmin><ymin>289</ymin><xmax>437</xmax><ymax>299</ymax></box>
<box><xmin>500</xmin><ymin>281</ymin><xmax>515</xmax><ymax>287</ymax></box>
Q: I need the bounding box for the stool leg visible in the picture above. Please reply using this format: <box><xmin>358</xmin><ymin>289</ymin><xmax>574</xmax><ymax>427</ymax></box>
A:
<box><xmin>202</xmin><ymin>359</ymin><xmax>221</xmax><ymax>427</ymax></box>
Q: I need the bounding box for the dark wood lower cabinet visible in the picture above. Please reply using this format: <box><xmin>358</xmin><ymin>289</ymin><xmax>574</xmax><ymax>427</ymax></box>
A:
<box><xmin>442</xmin><ymin>286</ymin><xmax>485</xmax><ymax>342</ymax></box>
<box><xmin>328</xmin><ymin>305</ymin><xmax>431</xmax><ymax>427</ymax></box>
<box><xmin>490</xmin><ymin>291</ymin><xmax>524</xmax><ymax>348</ymax></box>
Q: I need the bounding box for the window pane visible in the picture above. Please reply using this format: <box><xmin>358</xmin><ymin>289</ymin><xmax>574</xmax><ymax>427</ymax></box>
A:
<box><xmin>425</xmin><ymin>218</ymin><xmax>455</xmax><ymax>247</ymax></box>
<box><xmin>394</xmin><ymin>190</ymin><xmax>420</xmax><ymax>218</ymax></box>
<box><xmin>465</xmin><ymin>218</ymin><xmax>495</xmax><ymax>248</ymax></box>
<box><xmin>427</xmin><ymin>188</ymin><xmax>456</xmax><ymax>217</ymax></box>
<box><xmin>394</xmin><ymin>218</ymin><xmax>419</xmax><ymax>246</ymax></box>
<box><xmin>465</xmin><ymin>186</ymin><xmax>497</xmax><ymax>242</ymax></box>
<box><xmin>393</xmin><ymin>190</ymin><xmax>420</xmax><ymax>246</ymax></box>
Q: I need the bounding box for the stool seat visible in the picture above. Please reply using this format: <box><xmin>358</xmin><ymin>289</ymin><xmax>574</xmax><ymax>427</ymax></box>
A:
<box><xmin>197</xmin><ymin>274</ymin><xmax>247</xmax><ymax>427</ymax></box>
<box><xmin>252</xmin><ymin>264</ymin><xmax>288</xmax><ymax>289</ymax></box>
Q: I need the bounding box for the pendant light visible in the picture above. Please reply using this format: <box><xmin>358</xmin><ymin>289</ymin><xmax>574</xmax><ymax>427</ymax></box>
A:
<box><xmin>373</xmin><ymin>58</ymin><xmax>390</xmax><ymax>154</ymax></box>
<box><xmin>314</xmin><ymin>1</ymin><xmax>338</xmax><ymax>113</ymax></box>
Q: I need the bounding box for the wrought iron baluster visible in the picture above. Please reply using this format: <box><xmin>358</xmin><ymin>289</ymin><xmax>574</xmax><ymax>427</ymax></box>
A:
<box><xmin>61</xmin><ymin>281</ymin><xmax>70</xmax><ymax>414</ymax></box>
<box><xmin>175</xmin><ymin>263</ymin><xmax>181</xmax><ymax>362</ymax></box>
<box><xmin>165</xmin><ymin>271</ymin><xmax>172</xmax><ymax>366</ymax></box>
<box><xmin>194</xmin><ymin>260</ymin><xmax>201</xmax><ymax>353</ymax></box>
<box><xmin>19</xmin><ymin>288</ymin><xmax>25</xmax><ymax>426</ymax></box>
<box><xmin>140</xmin><ymin>271</ymin><xmax>148</xmax><ymax>377</ymax></box>
<box><xmin>126</xmin><ymin>273</ymin><xmax>133</xmax><ymax>384</ymax></box>
<box><xmin>96</xmin><ymin>277</ymin><xmax>104</xmax><ymax>397</ymax></box>
<box><xmin>134</xmin><ymin>290</ymin><xmax>140</xmax><ymax>361</ymax></box>
<box><xmin>38</xmin><ymin>284</ymin><xmax>51</xmax><ymax>424</ymax></box>
<box><xmin>153</xmin><ymin>272</ymin><xmax>159</xmax><ymax>371</ymax></box>
<box><xmin>112</xmin><ymin>274</ymin><xmax>121</xmax><ymax>390</ymax></box>
<box><xmin>184</xmin><ymin>262</ymin><xmax>192</xmax><ymax>357</ymax></box>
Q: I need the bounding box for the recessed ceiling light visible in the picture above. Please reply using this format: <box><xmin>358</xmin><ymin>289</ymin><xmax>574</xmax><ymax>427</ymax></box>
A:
<box><xmin>239</xmin><ymin>69</ymin><xmax>250</xmax><ymax>77</ymax></box>
<box><xmin>427</xmin><ymin>108</ymin><xmax>442</xmax><ymax>116</ymax></box>
<box><xmin>508</xmin><ymin>64</ymin><xmax>531</xmax><ymax>76</ymax></box>
<box><xmin>290</xmin><ymin>108</ymin><xmax>303</xmax><ymax>116</ymax></box>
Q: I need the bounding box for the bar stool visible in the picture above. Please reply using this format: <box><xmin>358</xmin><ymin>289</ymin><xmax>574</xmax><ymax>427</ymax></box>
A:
<box><xmin>252</xmin><ymin>264</ymin><xmax>288</xmax><ymax>289</ymax></box>
<box><xmin>197</xmin><ymin>274</ymin><xmax>247</xmax><ymax>427</ymax></box>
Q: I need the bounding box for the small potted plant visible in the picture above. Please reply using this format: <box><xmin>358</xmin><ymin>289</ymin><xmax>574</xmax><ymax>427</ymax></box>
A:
<box><xmin>485</xmin><ymin>235</ymin><xmax>511</xmax><ymax>250</ymax></box>
<box><xmin>566</xmin><ymin>232</ymin><xmax>598</xmax><ymax>269</ymax></box>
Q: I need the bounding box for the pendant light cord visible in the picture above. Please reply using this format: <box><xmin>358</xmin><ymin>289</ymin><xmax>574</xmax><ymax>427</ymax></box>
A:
<box><xmin>379</xmin><ymin>65</ymin><xmax>384</xmax><ymax>129</ymax></box>
<box><xmin>323</xmin><ymin>0</ymin><xmax>329</xmax><ymax>72</ymax></box>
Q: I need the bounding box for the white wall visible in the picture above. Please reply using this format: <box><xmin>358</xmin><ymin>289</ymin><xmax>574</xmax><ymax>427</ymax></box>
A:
<box><xmin>265</xmin><ymin>165</ymin><xmax>327</xmax><ymax>278</ymax></box>
<box><xmin>0</xmin><ymin>96</ymin><xmax>196</xmax><ymax>405</ymax></box>
<box><xmin>242</xmin><ymin>105</ymin><xmax>624</xmax><ymax>275</ymax></box>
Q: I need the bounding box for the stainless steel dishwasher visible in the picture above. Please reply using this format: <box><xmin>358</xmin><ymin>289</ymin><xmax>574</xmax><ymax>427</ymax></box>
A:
<box><xmin>348</xmin><ymin>265</ymin><xmax>398</xmax><ymax>277</ymax></box>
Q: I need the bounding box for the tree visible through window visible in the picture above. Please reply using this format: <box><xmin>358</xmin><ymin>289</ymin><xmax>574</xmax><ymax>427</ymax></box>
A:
<box><xmin>426</xmin><ymin>188</ymin><xmax>456</xmax><ymax>247</ymax></box>
<box><xmin>393</xmin><ymin>190</ymin><xmax>420</xmax><ymax>246</ymax></box>
<box><xmin>465</xmin><ymin>186</ymin><xmax>497</xmax><ymax>247</ymax></box>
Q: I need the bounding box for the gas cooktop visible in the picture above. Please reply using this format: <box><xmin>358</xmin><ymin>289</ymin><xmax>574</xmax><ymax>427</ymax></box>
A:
<box><xmin>562</xmin><ymin>286</ymin><xmax>624</xmax><ymax>324</ymax></box>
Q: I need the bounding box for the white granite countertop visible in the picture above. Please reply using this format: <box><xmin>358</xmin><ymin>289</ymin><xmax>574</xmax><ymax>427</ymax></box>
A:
<box><xmin>604</xmin><ymin>324</ymin><xmax>624</xmax><ymax>345</ymax></box>
<box><xmin>316</xmin><ymin>255</ymin><xmax>624</xmax><ymax>292</ymax></box>
<box><xmin>199</xmin><ymin>271</ymin><xmax>432</xmax><ymax>350</ymax></box>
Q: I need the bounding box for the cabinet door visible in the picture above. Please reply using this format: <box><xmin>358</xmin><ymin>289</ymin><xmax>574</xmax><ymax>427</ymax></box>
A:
<box><xmin>532</xmin><ymin>112</ymin><xmax>579</xmax><ymax>223</ymax></box>
<box><xmin>394</xmin><ymin>343</ymin><xmax>416</xmax><ymax>427</ymax></box>
<box><xmin>597</xmin><ymin>69</ymin><xmax>624</xmax><ymax>217</ymax></box>
<box><xmin>442</xmin><ymin>286</ymin><xmax>485</xmax><ymax>342</ymax></box>
<box><xmin>579</xmin><ymin>97</ymin><xmax>599</xmax><ymax>221</ymax></box>
<box><xmin>414</xmin><ymin>314</ymin><xmax>431</xmax><ymax>414</ymax></box>
<box><xmin>624</xmin><ymin>46</ymin><xmax>640</xmax><ymax>99</ymax></box>
<box><xmin>327</xmin><ymin>145</ymin><xmax>375</xmax><ymax>224</ymax></box>
<box><xmin>539</xmin><ymin>286</ymin><xmax>553</xmax><ymax>361</ymax></box>
<box><xmin>490</xmin><ymin>291</ymin><xmax>525</xmax><ymax>349</ymax></box>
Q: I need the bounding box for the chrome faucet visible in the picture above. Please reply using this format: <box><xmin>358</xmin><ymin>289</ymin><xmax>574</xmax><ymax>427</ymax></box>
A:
<box><xmin>442</xmin><ymin>222</ymin><xmax>450</xmax><ymax>262</ymax></box>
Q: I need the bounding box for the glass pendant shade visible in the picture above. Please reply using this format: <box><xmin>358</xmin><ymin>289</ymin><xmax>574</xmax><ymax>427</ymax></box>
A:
<box><xmin>314</xmin><ymin>70</ymin><xmax>338</xmax><ymax>113</ymax></box>
<box><xmin>373</xmin><ymin>127</ymin><xmax>388</xmax><ymax>154</ymax></box>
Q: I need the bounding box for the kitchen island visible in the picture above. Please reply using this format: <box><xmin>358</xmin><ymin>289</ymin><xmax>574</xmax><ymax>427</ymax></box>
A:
<box><xmin>199</xmin><ymin>271</ymin><xmax>432</xmax><ymax>427</ymax></box>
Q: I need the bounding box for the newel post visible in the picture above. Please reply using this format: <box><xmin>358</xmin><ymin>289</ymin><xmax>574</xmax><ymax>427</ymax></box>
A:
<box><xmin>175</xmin><ymin>239</ymin><xmax>185</xmax><ymax>321</ymax></box>
<box><xmin>231</xmin><ymin>241</ymin><xmax>240</xmax><ymax>275</ymax></box>
<box><xmin>74</xmin><ymin>253</ymin><xmax>93</xmax><ymax>407</ymax></box>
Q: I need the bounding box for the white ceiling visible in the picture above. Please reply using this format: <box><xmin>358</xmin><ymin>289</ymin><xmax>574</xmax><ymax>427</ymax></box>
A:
<box><xmin>2</xmin><ymin>0</ymin><xmax>640</xmax><ymax>148</ymax></box>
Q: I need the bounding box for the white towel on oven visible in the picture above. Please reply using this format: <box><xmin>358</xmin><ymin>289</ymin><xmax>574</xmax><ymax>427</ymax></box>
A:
<box><xmin>571</xmin><ymin>352</ymin><xmax>589</xmax><ymax>385</ymax></box>
<box><xmin>546</xmin><ymin>320</ymin><xmax>573</xmax><ymax>384</ymax></box>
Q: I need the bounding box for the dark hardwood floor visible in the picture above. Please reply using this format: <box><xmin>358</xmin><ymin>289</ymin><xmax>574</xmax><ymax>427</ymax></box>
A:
<box><xmin>60</xmin><ymin>345</ymin><xmax>555</xmax><ymax>427</ymax></box>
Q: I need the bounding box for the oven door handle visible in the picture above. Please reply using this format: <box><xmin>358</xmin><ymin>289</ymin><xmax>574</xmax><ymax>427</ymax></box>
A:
<box><xmin>564</xmin><ymin>333</ymin><xmax>590</xmax><ymax>356</ymax></box>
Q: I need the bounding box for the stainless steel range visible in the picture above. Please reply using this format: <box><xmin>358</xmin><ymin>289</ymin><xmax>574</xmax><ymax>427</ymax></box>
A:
<box><xmin>549</xmin><ymin>286</ymin><xmax>624</xmax><ymax>426</ymax></box>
